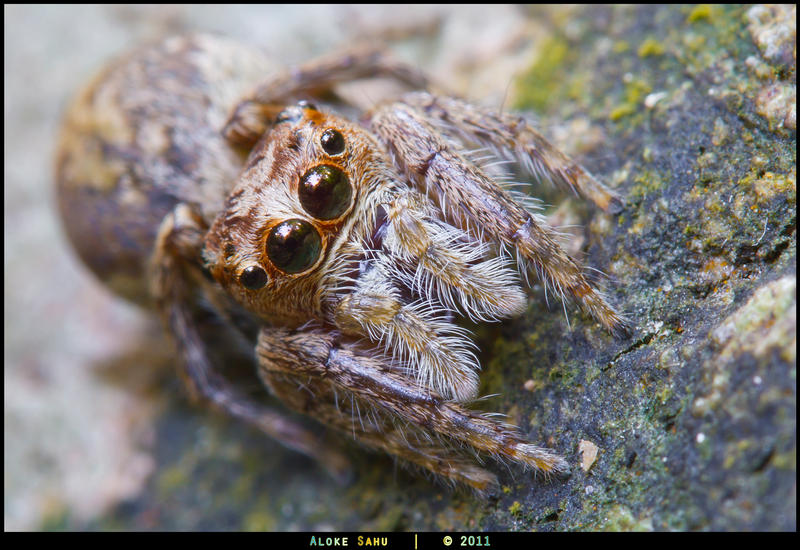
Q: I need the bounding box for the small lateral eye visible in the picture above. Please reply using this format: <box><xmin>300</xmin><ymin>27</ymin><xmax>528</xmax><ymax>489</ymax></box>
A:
<box><xmin>299</xmin><ymin>164</ymin><xmax>353</xmax><ymax>220</ymax></box>
<box><xmin>320</xmin><ymin>128</ymin><xmax>345</xmax><ymax>156</ymax></box>
<box><xmin>266</xmin><ymin>219</ymin><xmax>322</xmax><ymax>274</ymax></box>
<box><xmin>240</xmin><ymin>265</ymin><xmax>268</xmax><ymax>290</ymax></box>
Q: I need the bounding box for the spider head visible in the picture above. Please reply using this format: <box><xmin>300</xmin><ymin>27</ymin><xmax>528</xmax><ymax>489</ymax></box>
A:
<box><xmin>204</xmin><ymin>102</ymin><xmax>393</xmax><ymax>326</ymax></box>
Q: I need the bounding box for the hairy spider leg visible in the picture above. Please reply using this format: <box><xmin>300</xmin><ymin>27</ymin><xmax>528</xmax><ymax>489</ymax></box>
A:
<box><xmin>150</xmin><ymin>204</ymin><xmax>352</xmax><ymax>481</ymax></box>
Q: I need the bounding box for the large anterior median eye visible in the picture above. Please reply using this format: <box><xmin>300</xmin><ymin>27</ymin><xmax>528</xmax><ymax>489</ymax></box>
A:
<box><xmin>266</xmin><ymin>219</ymin><xmax>322</xmax><ymax>274</ymax></box>
<box><xmin>298</xmin><ymin>165</ymin><xmax>352</xmax><ymax>220</ymax></box>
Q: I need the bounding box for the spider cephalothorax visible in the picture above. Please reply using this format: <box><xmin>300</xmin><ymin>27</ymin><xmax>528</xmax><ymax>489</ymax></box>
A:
<box><xmin>57</xmin><ymin>34</ymin><xmax>628</xmax><ymax>493</ymax></box>
<box><xmin>206</xmin><ymin>102</ymin><xmax>531</xmax><ymax>402</ymax></box>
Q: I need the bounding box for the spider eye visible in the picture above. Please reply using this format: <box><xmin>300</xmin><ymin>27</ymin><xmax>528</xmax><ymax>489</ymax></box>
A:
<box><xmin>266</xmin><ymin>219</ymin><xmax>322</xmax><ymax>274</ymax></box>
<box><xmin>320</xmin><ymin>128</ymin><xmax>345</xmax><ymax>155</ymax></box>
<box><xmin>298</xmin><ymin>165</ymin><xmax>352</xmax><ymax>220</ymax></box>
<box><xmin>240</xmin><ymin>265</ymin><xmax>268</xmax><ymax>290</ymax></box>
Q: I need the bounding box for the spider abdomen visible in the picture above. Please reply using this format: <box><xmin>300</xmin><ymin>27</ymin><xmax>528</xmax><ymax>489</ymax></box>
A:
<box><xmin>55</xmin><ymin>34</ymin><xmax>271</xmax><ymax>303</ymax></box>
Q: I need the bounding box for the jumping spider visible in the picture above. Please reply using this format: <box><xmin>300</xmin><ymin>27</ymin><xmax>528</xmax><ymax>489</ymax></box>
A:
<box><xmin>56</xmin><ymin>34</ymin><xmax>626</xmax><ymax>493</ymax></box>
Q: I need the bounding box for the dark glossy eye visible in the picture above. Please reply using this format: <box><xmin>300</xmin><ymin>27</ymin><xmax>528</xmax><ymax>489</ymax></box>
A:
<box><xmin>266</xmin><ymin>219</ymin><xmax>322</xmax><ymax>274</ymax></box>
<box><xmin>240</xmin><ymin>265</ymin><xmax>268</xmax><ymax>290</ymax></box>
<box><xmin>298</xmin><ymin>165</ymin><xmax>352</xmax><ymax>220</ymax></box>
<box><xmin>320</xmin><ymin>128</ymin><xmax>345</xmax><ymax>155</ymax></box>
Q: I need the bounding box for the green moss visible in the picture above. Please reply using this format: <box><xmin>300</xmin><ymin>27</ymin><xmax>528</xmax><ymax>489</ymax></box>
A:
<box><xmin>242</xmin><ymin>509</ymin><xmax>277</xmax><ymax>531</ymax></box>
<box><xmin>687</xmin><ymin>4</ymin><xmax>713</xmax><ymax>24</ymax></box>
<box><xmin>674</xmin><ymin>4</ymin><xmax>752</xmax><ymax>79</ymax></box>
<box><xmin>654</xmin><ymin>383</ymin><xmax>674</xmax><ymax>406</ymax></box>
<box><xmin>373</xmin><ymin>504</ymin><xmax>406</xmax><ymax>530</ymax></box>
<box><xmin>628</xmin><ymin>169</ymin><xmax>666</xmax><ymax>202</ymax></box>
<box><xmin>508</xmin><ymin>501</ymin><xmax>523</xmax><ymax>516</ymax></box>
<box><xmin>742</xmin><ymin>171</ymin><xmax>796</xmax><ymax>202</ymax></box>
<box><xmin>156</xmin><ymin>464</ymin><xmax>189</xmax><ymax>495</ymax></box>
<box><xmin>683</xmin><ymin>32</ymin><xmax>707</xmax><ymax>54</ymax></box>
<box><xmin>600</xmin><ymin>505</ymin><xmax>653</xmax><ymax>531</ymax></box>
<box><xmin>613</xmin><ymin>40</ymin><xmax>631</xmax><ymax>54</ymax></box>
<box><xmin>638</xmin><ymin>38</ymin><xmax>665</xmax><ymax>58</ymax></box>
<box><xmin>480</xmin><ymin>335</ymin><xmax>517</xmax><ymax>395</ymax></box>
<box><xmin>771</xmin><ymin>448</ymin><xmax>797</xmax><ymax>471</ymax></box>
<box><xmin>515</xmin><ymin>35</ymin><xmax>572</xmax><ymax>112</ymax></box>
<box><xmin>609</xmin><ymin>104</ymin><xmax>636</xmax><ymax>121</ymax></box>
<box><xmin>610</xmin><ymin>77</ymin><xmax>652</xmax><ymax>122</ymax></box>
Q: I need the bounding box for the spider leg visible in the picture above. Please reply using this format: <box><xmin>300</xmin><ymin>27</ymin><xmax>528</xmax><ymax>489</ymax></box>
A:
<box><xmin>260</xmin><ymin>370</ymin><xmax>499</xmax><ymax>492</ymax></box>
<box><xmin>399</xmin><ymin>92</ymin><xmax>624</xmax><ymax>213</ymax></box>
<box><xmin>224</xmin><ymin>46</ymin><xmax>429</xmax><ymax>147</ymax></box>
<box><xmin>382</xmin><ymin>189</ymin><xmax>527</xmax><ymax>323</ymax></box>
<box><xmin>368</xmin><ymin>102</ymin><xmax>629</xmax><ymax>335</ymax></box>
<box><xmin>333</xmin><ymin>257</ymin><xmax>481</xmax><ymax>402</ymax></box>
<box><xmin>256</xmin><ymin>326</ymin><xmax>569</xmax><ymax>492</ymax></box>
<box><xmin>331</xmin><ymin>184</ymin><xmax>527</xmax><ymax>402</ymax></box>
<box><xmin>150</xmin><ymin>204</ymin><xmax>352</xmax><ymax>481</ymax></box>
